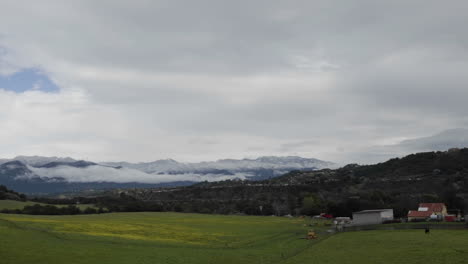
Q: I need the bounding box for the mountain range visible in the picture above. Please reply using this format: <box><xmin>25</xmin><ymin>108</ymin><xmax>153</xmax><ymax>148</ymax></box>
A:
<box><xmin>0</xmin><ymin>155</ymin><xmax>335</xmax><ymax>194</ymax></box>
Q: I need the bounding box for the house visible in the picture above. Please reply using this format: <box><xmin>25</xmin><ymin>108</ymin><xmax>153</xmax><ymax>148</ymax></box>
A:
<box><xmin>352</xmin><ymin>209</ymin><xmax>394</xmax><ymax>225</ymax></box>
<box><xmin>407</xmin><ymin>203</ymin><xmax>448</xmax><ymax>221</ymax></box>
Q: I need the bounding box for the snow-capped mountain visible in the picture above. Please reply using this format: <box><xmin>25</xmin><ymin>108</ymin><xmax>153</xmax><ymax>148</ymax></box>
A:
<box><xmin>103</xmin><ymin>156</ymin><xmax>335</xmax><ymax>174</ymax></box>
<box><xmin>103</xmin><ymin>159</ymin><xmax>186</xmax><ymax>173</ymax></box>
<box><xmin>0</xmin><ymin>155</ymin><xmax>335</xmax><ymax>193</ymax></box>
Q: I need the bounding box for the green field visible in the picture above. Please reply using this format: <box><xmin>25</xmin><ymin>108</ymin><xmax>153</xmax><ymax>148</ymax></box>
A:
<box><xmin>285</xmin><ymin>229</ymin><xmax>468</xmax><ymax>264</ymax></box>
<box><xmin>0</xmin><ymin>199</ymin><xmax>97</xmax><ymax>211</ymax></box>
<box><xmin>0</xmin><ymin>212</ymin><xmax>467</xmax><ymax>264</ymax></box>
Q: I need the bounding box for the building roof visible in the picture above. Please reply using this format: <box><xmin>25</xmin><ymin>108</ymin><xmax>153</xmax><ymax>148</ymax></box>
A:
<box><xmin>418</xmin><ymin>203</ymin><xmax>446</xmax><ymax>212</ymax></box>
<box><xmin>408</xmin><ymin>210</ymin><xmax>433</xmax><ymax>218</ymax></box>
<box><xmin>353</xmin><ymin>209</ymin><xmax>392</xmax><ymax>214</ymax></box>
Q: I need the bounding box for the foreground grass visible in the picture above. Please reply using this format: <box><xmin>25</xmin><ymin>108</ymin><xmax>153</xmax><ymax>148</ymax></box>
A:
<box><xmin>0</xmin><ymin>212</ymin><xmax>467</xmax><ymax>264</ymax></box>
<box><xmin>0</xmin><ymin>212</ymin><xmax>319</xmax><ymax>264</ymax></box>
<box><xmin>285</xmin><ymin>229</ymin><xmax>468</xmax><ymax>264</ymax></box>
<box><xmin>0</xmin><ymin>199</ymin><xmax>96</xmax><ymax>211</ymax></box>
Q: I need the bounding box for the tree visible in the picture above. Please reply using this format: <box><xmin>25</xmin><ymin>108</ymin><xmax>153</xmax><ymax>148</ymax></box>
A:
<box><xmin>301</xmin><ymin>195</ymin><xmax>325</xmax><ymax>216</ymax></box>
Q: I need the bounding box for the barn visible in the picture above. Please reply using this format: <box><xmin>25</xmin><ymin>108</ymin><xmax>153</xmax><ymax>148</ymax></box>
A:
<box><xmin>352</xmin><ymin>209</ymin><xmax>394</xmax><ymax>225</ymax></box>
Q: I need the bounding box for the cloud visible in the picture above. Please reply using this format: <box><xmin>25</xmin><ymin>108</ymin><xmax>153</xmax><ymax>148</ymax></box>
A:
<box><xmin>397</xmin><ymin>128</ymin><xmax>468</xmax><ymax>151</ymax></box>
<box><xmin>27</xmin><ymin>165</ymin><xmax>249</xmax><ymax>184</ymax></box>
<box><xmin>0</xmin><ymin>1</ymin><xmax>467</xmax><ymax>164</ymax></box>
<box><xmin>335</xmin><ymin>128</ymin><xmax>468</xmax><ymax>165</ymax></box>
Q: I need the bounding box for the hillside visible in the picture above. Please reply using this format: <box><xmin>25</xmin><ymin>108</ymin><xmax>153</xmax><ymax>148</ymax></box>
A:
<box><xmin>0</xmin><ymin>185</ymin><xmax>26</xmax><ymax>201</ymax></box>
<box><xmin>108</xmin><ymin>149</ymin><xmax>468</xmax><ymax>217</ymax></box>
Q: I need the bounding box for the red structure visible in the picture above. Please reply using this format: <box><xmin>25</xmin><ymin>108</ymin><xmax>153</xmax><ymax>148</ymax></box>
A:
<box><xmin>444</xmin><ymin>215</ymin><xmax>456</xmax><ymax>222</ymax></box>
<box><xmin>407</xmin><ymin>203</ymin><xmax>448</xmax><ymax>221</ymax></box>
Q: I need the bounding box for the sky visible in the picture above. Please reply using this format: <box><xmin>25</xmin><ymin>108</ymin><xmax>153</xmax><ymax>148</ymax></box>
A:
<box><xmin>0</xmin><ymin>0</ymin><xmax>468</xmax><ymax>165</ymax></box>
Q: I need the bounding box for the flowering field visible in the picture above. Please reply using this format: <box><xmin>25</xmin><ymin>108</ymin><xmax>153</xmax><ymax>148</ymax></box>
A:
<box><xmin>1</xmin><ymin>212</ymin><xmax>467</xmax><ymax>264</ymax></box>
<box><xmin>0</xmin><ymin>212</ymin><xmax>317</xmax><ymax>264</ymax></box>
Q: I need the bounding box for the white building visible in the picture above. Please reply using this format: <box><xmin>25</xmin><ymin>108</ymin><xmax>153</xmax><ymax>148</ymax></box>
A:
<box><xmin>352</xmin><ymin>209</ymin><xmax>394</xmax><ymax>225</ymax></box>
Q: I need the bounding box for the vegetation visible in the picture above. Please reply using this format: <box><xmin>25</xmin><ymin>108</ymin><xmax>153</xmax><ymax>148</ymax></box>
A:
<box><xmin>0</xmin><ymin>212</ymin><xmax>324</xmax><ymax>264</ymax></box>
<box><xmin>285</xmin><ymin>229</ymin><xmax>468</xmax><ymax>264</ymax></box>
<box><xmin>0</xmin><ymin>212</ymin><xmax>467</xmax><ymax>264</ymax></box>
<box><xmin>0</xmin><ymin>185</ymin><xmax>26</xmax><ymax>201</ymax></box>
<box><xmin>0</xmin><ymin>185</ymin><xmax>100</xmax><ymax>215</ymax></box>
<box><xmin>104</xmin><ymin>149</ymin><xmax>468</xmax><ymax>217</ymax></box>
<box><xmin>0</xmin><ymin>200</ymin><xmax>99</xmax><ymax>214</ymax></box>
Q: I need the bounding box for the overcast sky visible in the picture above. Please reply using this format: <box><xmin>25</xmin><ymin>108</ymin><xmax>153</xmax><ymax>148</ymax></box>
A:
<box><xmin>0</xmin><ymin>0</ymin><xmax>468</xmax><ymax>164</ymax></box>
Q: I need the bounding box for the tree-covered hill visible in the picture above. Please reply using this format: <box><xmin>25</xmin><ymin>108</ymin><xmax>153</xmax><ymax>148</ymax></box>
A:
<box><xmin>105</xmin><ymin>149</ymin><xmax>468</xmax><ymax>217</ymax></box>
<box><xmin>0</xmin><ymin>185</ymin><xmax>26</xmax><ymax>201</ymax></box>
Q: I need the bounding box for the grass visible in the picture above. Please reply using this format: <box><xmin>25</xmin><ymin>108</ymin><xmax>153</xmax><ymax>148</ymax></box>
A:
<box><xmin>0</xmin><ymin>212</ymin><xmax>467</xmax><ymax>264</ymax></box>
<box><xmin>285</xmin><ymin>229</ymin><xmax>468</xmax><ymax>264</ymax></box>
<box><xmin>0</xmin><ymin>212</ymin><xmax>321</xmax><ymax>264</ymax></box>
<box><xmin>0</xmin><ymin>199</ymin><xmax>97</xmax><ymax>211</ymax></box>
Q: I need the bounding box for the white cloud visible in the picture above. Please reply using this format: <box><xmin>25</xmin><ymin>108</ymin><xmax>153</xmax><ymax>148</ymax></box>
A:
<box><xmin>0</xmin><ymin>1</ymin><xmax>467</xmax><ymax>164</ymax></box>
<box><xmin>27</xmin><ymin>165</ymin><xmax>248</xmax><ymax>184</ymax></box>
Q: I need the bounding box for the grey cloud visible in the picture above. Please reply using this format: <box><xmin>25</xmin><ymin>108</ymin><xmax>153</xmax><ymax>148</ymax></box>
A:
<box><xmin>0</xmin><ymin>1</ymin><xmax>467</xmax><ymax>164</ymax></box>
<box><xmin>336</xmin><ymin>128</ymin><xmax>468</xmax><ymax>165</ymax></box>
<box><xmin>278</xmin><ymin>140</ymin><xmax>320</xmax><ymax>152</ymax></box>
<box><xmin>397</xmin><ymin>128</ymin><xmax>468</xmax><ymax>152</ymax></box>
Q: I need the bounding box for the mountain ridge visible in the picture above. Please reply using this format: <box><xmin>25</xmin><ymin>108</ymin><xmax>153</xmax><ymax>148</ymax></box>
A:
<box><xmin>0</xmin><ymin>155</ymin><xmax>334</xmax><ymax>194</ymax></box>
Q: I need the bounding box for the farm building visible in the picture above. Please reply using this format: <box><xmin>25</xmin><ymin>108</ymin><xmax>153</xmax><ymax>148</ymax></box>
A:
<box><xmin>407</xmin><ymin>203</ymin><xmax>448</xmax><ymax>221</ymax></box>
<box><xmin>352</xmin><ymin>209</ymin><xmax>394</xmax><ymax>225</ymax></box>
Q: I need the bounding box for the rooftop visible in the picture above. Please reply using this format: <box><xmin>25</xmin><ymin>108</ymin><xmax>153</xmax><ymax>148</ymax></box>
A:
<box><xmin>418</xmin><ymin>203</ymin><xmax>446</xmax><ymax>212</ymax></box>
<box><xmin>408</xmin><ymin>210</ymin><xmax>433</xmax><ymax>218</ymax></box>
